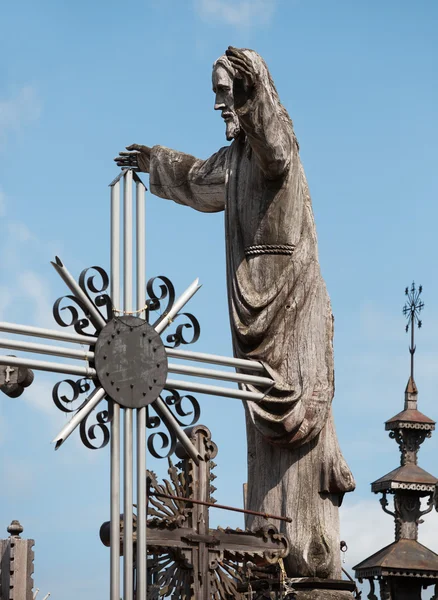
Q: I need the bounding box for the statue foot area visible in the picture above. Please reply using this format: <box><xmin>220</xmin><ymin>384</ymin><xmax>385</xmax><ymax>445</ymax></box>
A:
<box><xmin>284</xmin><ymin>578</ymin><xmax>357</xmax><ymax>600</ymax></box>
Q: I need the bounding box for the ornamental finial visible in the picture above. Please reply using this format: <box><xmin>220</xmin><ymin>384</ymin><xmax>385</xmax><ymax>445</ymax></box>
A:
<box><xmin>403</xmin><ymin>282</ymin><xmax>424</xmax><ymax>383</ymax></box>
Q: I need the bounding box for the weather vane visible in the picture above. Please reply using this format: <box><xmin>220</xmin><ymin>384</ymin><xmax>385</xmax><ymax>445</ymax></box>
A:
<box><xmin>403</xmin><ymin>281</ymin><xmax>424</xmax><ymax>381</ymax></box>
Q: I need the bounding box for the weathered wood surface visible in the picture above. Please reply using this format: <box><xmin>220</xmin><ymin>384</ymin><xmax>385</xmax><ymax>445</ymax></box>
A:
<box><xmin>0</xmin><ymin>521</ymin><xmax>34</xmax><ymax>600</ymax></box>
<box><xmin>116</xmin><ymin>46</ymin><xmax>355</xmax><ymax>580</ymax></box>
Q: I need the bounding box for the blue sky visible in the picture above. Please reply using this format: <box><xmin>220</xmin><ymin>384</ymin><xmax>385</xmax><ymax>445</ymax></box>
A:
<box><xmin>1</xmin><ymin>0</ymin><xmax>438</xmax><ymax>598</ymax></box>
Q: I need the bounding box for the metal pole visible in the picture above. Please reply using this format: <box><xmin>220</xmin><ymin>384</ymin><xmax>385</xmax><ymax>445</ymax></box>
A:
<box><xmin>166</xmin><ymin>362</ymin><xmax>274</xmax><ymax>387</ymax></box>
<box><xmin>164</xmin><ymin>378</ymin><xmax>267</xmax><ymax>402</ymax></box>
<box><xmin>123</xmin><ymin>170</ymin><xmax>134</xmax><ymax>600</ymax></box>
<box><xmin>0</xmin><ymin>322</ymin><xmax>97</xmax><ymax>345</ymax></box>
<box><xmin>165</xmin><ymin>347</ymin><xmax>264</xmax><ymax>372</ymax></box>
<box><xmin>136</xmin><ymin>178</ymin><xmax>147</xmax><ymax>600</ymax></box>
<box><xmin>153</xmin><ymin>397</ymin><xmax>202</xmax><ymax>464</ymax></box>
<box><xmin>0</xmin><ymin>355</ymin><xmax>96</xmax><ymax>378</ymax></box>
<box><xmin>51</xmin><ymin>257</ymin><xmax>107</xmax><ymax>331</ymax></box>
<box><xmin>0</xmin><ymin>338</ymin><xmax>94</xmax><ymax>361</ymax></box>
<box><xmin>154</xmin><ymin>279</ymin><xmax>201</xmax><ymax>335</ymax></box>
<box><xmin>110</xmin><ymin>179</ymin><xmax>121</xmax><ymax>600</ymax></box>
<box><xmin>52</xmin><ymin>386</ymin><xmax>106</xmax><ymax>449</ymax></box>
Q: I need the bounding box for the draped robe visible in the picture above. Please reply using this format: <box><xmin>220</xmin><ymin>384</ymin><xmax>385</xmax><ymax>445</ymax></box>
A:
<box><xmin>149</xmin><ymin>61</ymin><xmax>355</xmax><ymax>578</ymax></box>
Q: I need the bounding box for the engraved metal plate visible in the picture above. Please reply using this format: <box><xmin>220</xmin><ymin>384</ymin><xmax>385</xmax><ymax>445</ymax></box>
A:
<box><xmin>94</xmin><ymin>316</ymin><xmax>168</xmax><ymax>408</ymax></box>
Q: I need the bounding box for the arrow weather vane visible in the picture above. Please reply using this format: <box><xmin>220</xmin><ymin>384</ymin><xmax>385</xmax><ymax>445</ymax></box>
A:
<box><xmin>403</xmin><ymin>281</ymin><xmax>424</xmax><ymax>382</ymax></box>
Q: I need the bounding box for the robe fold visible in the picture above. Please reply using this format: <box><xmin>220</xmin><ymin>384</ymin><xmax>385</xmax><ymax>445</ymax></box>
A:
<box><xmin>149</xmin><ymin>50</ymin><xmax>355</xmax><ymax>578</ymax></box>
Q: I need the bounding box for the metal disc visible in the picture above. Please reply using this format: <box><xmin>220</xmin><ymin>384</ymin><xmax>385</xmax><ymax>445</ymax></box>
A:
<box><xmin>94</xmin><ymin>316</ymin><xmax>168</xmax><ymax>408</ymax></box>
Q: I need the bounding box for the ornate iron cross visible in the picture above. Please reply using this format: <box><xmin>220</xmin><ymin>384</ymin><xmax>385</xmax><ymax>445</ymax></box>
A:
<box><xmin>0</xmin><ymin>170</ymin><xmax>274</xmax><ymax>600</ymax></box>
<box><xmin>403</xmin><ymin>281</ymin><xmax>424</xmax><ymax>381</ymax></box>
<box><xmin>100</xmin><ymin>425</ymin><xmax>289</xmax><ymax>599</ymax></box>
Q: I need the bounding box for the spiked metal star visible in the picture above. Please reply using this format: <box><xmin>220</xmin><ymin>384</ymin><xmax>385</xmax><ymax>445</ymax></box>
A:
<box><xmin>403</xmin><ymin>282</ymin><xmax>424</xmax><ymax>381</ymax></box>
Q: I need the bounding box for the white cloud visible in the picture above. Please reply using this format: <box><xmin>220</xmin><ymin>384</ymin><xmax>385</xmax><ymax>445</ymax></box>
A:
<box><xmin>0</xmin><ymin>85</ymin><xmax>41</xmax><ymax>145</ymax></box>
<box><xmin>194</xmin><ymin>0</ymin><xmax>277</xmax><ymax>28</ymax></box>
<box><xmin>18</xmin><ymin>270</ymin><xmax>55</xmax><ymax>329</ymax></box>
<box><xmin>8</xmin><ymin>221</ymin><xmax>35</xmax><ymax>243</ymax></box>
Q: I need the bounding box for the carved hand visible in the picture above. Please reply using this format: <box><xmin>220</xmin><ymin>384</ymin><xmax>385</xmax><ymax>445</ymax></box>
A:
<box><xmin>225</xmin><ymin>46</ymin><xmax>256</xmax><ymax>109</ymax></box>
<box><xmin>114</xmin><ymin>144</ymin><xmax>152</xmax><ymax>173</ymax></box>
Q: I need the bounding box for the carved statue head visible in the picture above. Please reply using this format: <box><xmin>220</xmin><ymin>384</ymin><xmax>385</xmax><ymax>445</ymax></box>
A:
<box><xmin>212</xmin><ymin>49</ymin><xmax>294</xmax><ymax>142</ymax></box>
<box><xmin>212</xmin><ymin>56</ymin><xmax>240</xmax><ymax>141</ymax></box>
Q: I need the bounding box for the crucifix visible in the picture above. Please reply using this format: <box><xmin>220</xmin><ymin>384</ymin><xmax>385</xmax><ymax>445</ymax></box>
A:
<box><xmin>0</xmin><ymin>168</ymin><xmax>275</xmax><ymax>600</ymax></box>
<box><xmin>100</xmin><ymin>424</ymin><xmax>289</xmax><ymax>599</ymax></box>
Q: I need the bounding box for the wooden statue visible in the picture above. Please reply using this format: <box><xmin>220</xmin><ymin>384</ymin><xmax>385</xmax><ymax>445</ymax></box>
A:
<box><xmin>115</xmin><ymin>46</ymin><xmax>355</xmax><ymax>581</ymax></box>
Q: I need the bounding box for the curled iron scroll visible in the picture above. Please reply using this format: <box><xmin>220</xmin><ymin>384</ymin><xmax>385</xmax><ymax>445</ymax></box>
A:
<box><xmin>52</xmin><ymin>378</ymin><xmax>92</xmax><ymax>413</ymax></box>
<box><xmin>52</xmin><ymin>295</ymin><xmax>96</xmax><ymax>336</ymax></box>
<box><xmin>79</xmin><ymin>266</ymin><xmax>112</xmax><ymax>322</ymax></box>
<box><xmin>146</xmin><ymin>276</ymin><xmax>175</xmax><ymax>325</ymax></box>
<box><xmin>165</xmin><ymin>313</ymin><xmax>200</xmax><ymax>348</ymax></box>
<box><xmin>147</xmin><ymin>390</ymin><xmax>201</xmax><ymax>459</ymax></box>
<box><xmin>79</xmin><ymin>399</ymin><xmax>113</xmax><ymax>450</ymax></box>
<box><xmin>53</xmin><ymin>265</ymin><xmax>111</xmax><ymax>335</ymax></box>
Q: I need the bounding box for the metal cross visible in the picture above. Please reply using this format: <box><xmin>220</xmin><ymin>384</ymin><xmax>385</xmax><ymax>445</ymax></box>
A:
<box><xmin>0</xmin><ymin>169</ymin><xmax>274</xmax><ymax>600</ymax></box>
<box><xmin>403</xmin><ymin>282</ymin><xmax>424</xmax><ymax>381</ymax></box>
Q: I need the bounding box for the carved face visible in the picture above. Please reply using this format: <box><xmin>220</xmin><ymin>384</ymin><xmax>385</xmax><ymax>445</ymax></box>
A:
<box><xmin>212</xmin><ymin>64</ymin><xmax>240</xmax><ymax>141</ymax></box>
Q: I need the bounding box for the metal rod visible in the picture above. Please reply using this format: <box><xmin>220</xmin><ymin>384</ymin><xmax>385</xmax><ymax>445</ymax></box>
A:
<box><xmin>165</xmin><ymin>347</ymin><xmax>264</xmax><ymax>372</ymax></box>
<box><xmin>136</xmin><ymin>179</ymin><xmax>146</xmax><ymax>320</ymax></box>
<box><xmin>0</xmin><ymin>355</ymin><xmax>96</xmax><ymax>378</ymax></box>
<box><xmin>51</xmin><ymin>386</ymin><xmax>106</xmax><ymax>449</ymax></box>
<box><xmin>136</xmin><ymin>177</ymin><xmax>147</xmax><ymax>600</ymax></box>
<box><xmin>154</xmin><ymin>279</ymin><xmax>201</xmax><ymax>335</ymax></box>
<box><xmin>51</xmin><ymin>257</ymin><xmax>107</xmax><ymax>331</ymax></box>
<box><xmin>153</xmin><ymin>397</ymin><xmax>202</xmax><ymax>465</ymax></box>
<box><xmin>147</xmin><ymin>491</ymin><xmax>292</xmax><ymax>523</ymax></box>
<box><xmin>124</xmin><ymin>409</ymin><xmax>134</xmax><ymax>600</ymax></box>
<box><xmin>167</xmin><ymin>362</ymin><xmax>274</xmax><ymax>387</ymax></box>
<box><xmin>0</xmin><ymin>338</ymin><xmax>94</xmax><ymax>361</ymax></box>
<box><xmin>137</xmin><ymin>407</ymin><xmax>146</xmax><ymax>600</ymax></box>
<box><xmin>0</xmin><ymin>322</ymin><xmax>97</xmax><ymax>345</ymax></box>
<box><xmin>164</xmin><ymin>378</ymin><xmax>266</xmax><ymax>402</ymax></box>
<box><xmin>123</xmin><ymin>169</ymin><xmax>134</xmax><ymax>600</ymax></box>
<box><xmin>124</xmin><ymin>169</ymin><xmax>133</xmax><ymax>313</ymax></box>
<box><xmin>110</xmin><ymin>179</ymin><xmax>121</xmax><ymax>600</ymax></box>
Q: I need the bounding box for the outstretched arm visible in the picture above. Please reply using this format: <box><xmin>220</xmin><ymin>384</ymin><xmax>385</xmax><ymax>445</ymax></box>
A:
<box><xmin>115</xmin><ymin>144</ymin><xmax>227</xmax><ymax>213</ymax></box>
<box><xmin>225</xmin><ymin>47</ymin><xmax>294</xmax><ymax>180</ymax></box>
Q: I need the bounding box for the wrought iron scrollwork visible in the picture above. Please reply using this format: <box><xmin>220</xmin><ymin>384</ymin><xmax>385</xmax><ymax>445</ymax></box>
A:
<box><xmin>79</xmin><ymin>399</ymin><xmax>113</xmax><ymax>450</ymax></box>
<box><xmin>165</xmin><ymin>313</ymin><xmax>200</xmax><ymax>348</ymax></box>
<box><xmin>53</xmin><ymin>295</ymin><xmax>95</xmax><ymax>336</ymax></box>
<box><xmin>51</xmin><ymin>268</ymin><xmax>202</xmax><ymax>453</ymax></box>
<box><xmin>146</xmin><ymin>276</ymin><xmax>175</xmax><ymax>325</ymax></box>
<box><xmin>146</xmin><ymin>390</ymin><xmax>201</xmax><ymax>459</ymax></box>
<box><xmin>52</xmin><ymin>378</ymin><xmax>92</xmax><ymax>413</ymax></box>
<box><xmin>53</xmin><ymin>265</ymin><xmax>111</xmax><ymax>335</ymax></box>
<box><xmin>53</xmin><ymin>378</ymin><xmax>112</xmax><ymax>450</ymax></box>
<box><xmin>145</xmin><ymin>276</ymin><xmax>200</xmax><ymax>348</ymax></box>
<box><xmin>79</xmin><ymin>266</ymin><xmax>112</xmax><ymax>322</ymax></box>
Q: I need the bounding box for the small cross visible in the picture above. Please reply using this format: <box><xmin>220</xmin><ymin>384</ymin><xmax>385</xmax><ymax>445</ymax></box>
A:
<box><xmin>403</xmin><ymin>282</ymin><xmax>424</xmax><ymax>381</ymax></box>
<box><xmin>5</xmin><ymin>366</ymin><xmax>14</xmax><ymax>383</ymax></box>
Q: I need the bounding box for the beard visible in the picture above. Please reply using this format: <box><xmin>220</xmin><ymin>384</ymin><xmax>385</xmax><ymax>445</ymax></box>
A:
<box><xmin>225</xmin><ymin>115</ymin><xmax>241</xmax><ymax>141</ymax></box>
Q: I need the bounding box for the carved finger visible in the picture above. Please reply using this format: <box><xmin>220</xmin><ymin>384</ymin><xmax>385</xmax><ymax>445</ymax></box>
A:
<box><xmin>126</xmin><ymin>143</ymin><xmax>150</xmax><ymax>152</ymax></box>
<box><xmin>118</xmin><ymin>151</ymin><xmax>140</xmax><ymax>157</ymax></box>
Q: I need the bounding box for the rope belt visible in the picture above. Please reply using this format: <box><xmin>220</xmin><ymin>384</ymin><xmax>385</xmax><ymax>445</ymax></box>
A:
<box><xmin>244</xmin><ymin>244</ymin><xmax>295</xmax><ymax>257</ymax></box>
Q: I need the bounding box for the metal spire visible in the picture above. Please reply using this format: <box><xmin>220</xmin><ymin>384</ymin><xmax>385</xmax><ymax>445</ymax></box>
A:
<box><xmin>403</xmin><ymin>282</ymin><xmax>424</xmax><ymax>382</ymax></box>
